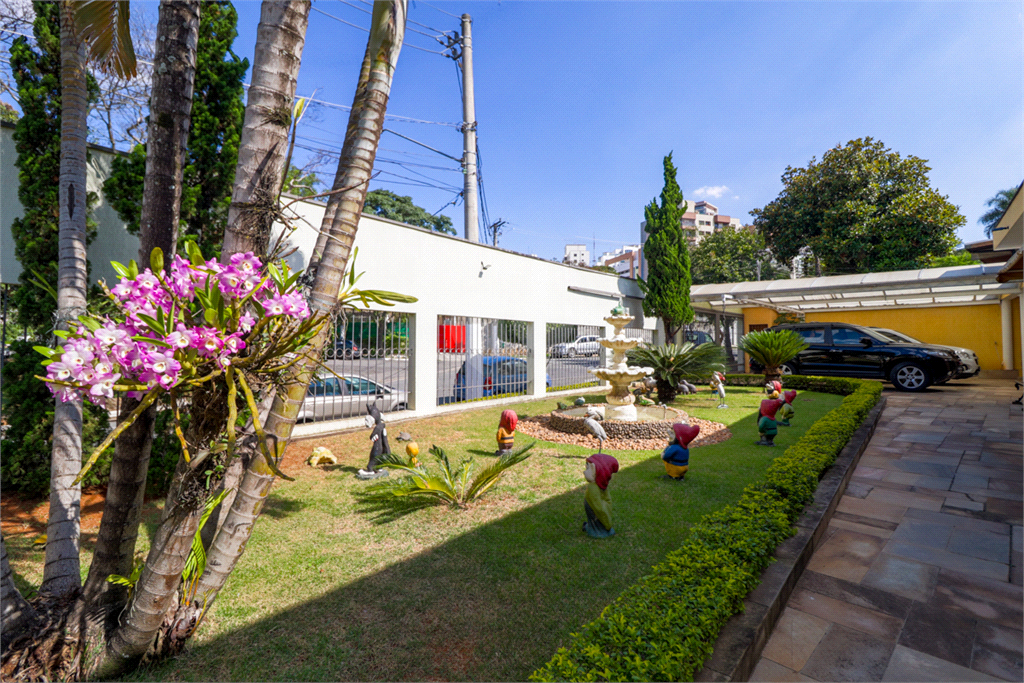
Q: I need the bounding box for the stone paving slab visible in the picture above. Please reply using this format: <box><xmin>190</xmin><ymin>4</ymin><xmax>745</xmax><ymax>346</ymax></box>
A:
<box><xmin>750</xmin><ymin>382</ymin><xmax>1023</xmax><ymax>682</ymax></box>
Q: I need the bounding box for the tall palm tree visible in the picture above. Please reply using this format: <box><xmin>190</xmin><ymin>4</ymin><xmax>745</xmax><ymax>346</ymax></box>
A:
<box><xmin>81</xmin><ymin>0</ymin><xmax>200</xmax><ymax>621</ymax></box>
<box><xmin>181</xmin><ymin>0</ymin><xmax>408</xmax><ymax>635</ymax></box>
<box><xmin>42</xmin><ymin>0</ymin><xmax>137</xmax><ymax>599</ymax></box>
<box><xmin>94</xmin><ymin>2</ymin><xmax>312</xmax><ymax>673</ymax></box>
<box><xmin>980</xmin><ymin>187</ymin><xmax>1020</xmax><ymax>238</ymax></box>
<box><xmin>220</xmin><ymin>1</ymin><xmax>311</xmax><ymax>258</ymax></box>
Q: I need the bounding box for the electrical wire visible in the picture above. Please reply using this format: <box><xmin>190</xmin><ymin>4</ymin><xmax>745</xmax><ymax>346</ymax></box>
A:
<box><xmin>311</xmin><ymin>6</ymin><xmax>447</xmax><ymax>54</ymax></box>
<box><xmin>331</xmin><ymin>0</ymin><xmax>451</xmax><ymax>40</ymax></box>
<box><xmin>418</xmin><ymin>1</ymin><xmax>462</xmax><ymax>20</ymax></box>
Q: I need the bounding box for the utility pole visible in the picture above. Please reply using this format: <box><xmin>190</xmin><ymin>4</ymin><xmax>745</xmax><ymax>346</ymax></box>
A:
<box><xmin>460</xmin><ymin>14</ymin><xmax>479</xmax><ymax>243</ymax></box>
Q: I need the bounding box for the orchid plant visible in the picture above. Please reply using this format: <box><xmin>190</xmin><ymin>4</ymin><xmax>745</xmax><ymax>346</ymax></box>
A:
<box><xmin>36</xmin><ymin>242</ymin><xmax>332</xmax><ymax>485</ymax></box>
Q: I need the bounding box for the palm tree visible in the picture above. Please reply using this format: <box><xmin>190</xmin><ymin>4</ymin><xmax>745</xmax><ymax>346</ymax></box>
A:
<box><xmin>220</xmin><ymin>1</ymin><xmax>312</xmax><ymax>258</ymax></box>
<box><xmin>980</xmin><ymin>187</ymin><xmax>1020</xmax><ymax>238</ymax></box>
<box><xmin>739</xmin><ymin>329</ymin><xmax>809</xmax><ymax>384</ymax></box>
<box><xmin>627</xmin><ymin>342</ymin><xmax>727</xmax><ymax>403</ymax></box>
<box><xmin>82</xmin><ymin>0</ymin><xmax>200</xmax><ymax>622</ymax></box>
<box><xmin>42</xmin><ymin>0</ymin><xmax>137</xmax><ymax>600</ymax></box>
<box><xmin>183</xmin><ymin>0</ymin><xmax>408</xmax><ymax>636</ymax></box>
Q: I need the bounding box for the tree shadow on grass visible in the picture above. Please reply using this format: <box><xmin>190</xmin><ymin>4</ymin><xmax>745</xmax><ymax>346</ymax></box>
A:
<box><xmin>133</xmin><ymin>401</ymin><xmax>833</xmax><ymax>683</ymax></box>
<box><xmin>466</xmin><ymin>448</ymin><xmax>499</xmax><ymax>457</ymax></box>
<box><xmin>260</xmin><ymin>496</ymin><xmax>306</xmax><ymax>519</ymax></box>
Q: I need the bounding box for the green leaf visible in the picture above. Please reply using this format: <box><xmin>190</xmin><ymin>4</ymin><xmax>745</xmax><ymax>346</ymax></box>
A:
<box><xmin>186</xmin><ymin>240</ymin><xmax>205</xmax><ymax>267</ymax></box>
<box><xmin>137</xmin><ymin>314</ymin><xmax>164</xmax><ymax>337</ymax></box>
<box><xmin>132</xmin><ymin>335</ymin><xmax>172</xmax><ymax>348</ymax></box>
<box><xmin>33</xmin><ymin>345</ymin><xmax>55</xmax><ymax>359</ymax></box>
<box><xmin>111</xmin><ymin>261</ymin><xmax>130</xmax><ymax>278</ymax></box>
<box><xmin>78</xmin><ymin>316</ymin><xmax>101</xmax><ymax>332</ymax></box>
<box><xmin>150</xmin><ymin>246</ymin><xmax>164</xmax><ymax>273</ymax></box>
<box><xmin>128</xmin><ymin>259</ymin><xmax>139</xmax><ymax>279</ymax></box>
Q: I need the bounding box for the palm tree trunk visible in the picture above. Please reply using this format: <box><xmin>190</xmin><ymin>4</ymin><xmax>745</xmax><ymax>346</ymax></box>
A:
<box><xmin>1</xmin><ymin>535</ymin><xmax>37</xmax><ymax>653</ymax></box>
<box><xmin>81</xmin><ymin>0</ymin><xmax>201</xmax><ymax>621</ymax></box>
<box><xmin>178</xmin><ymin>0</ymin><xmax>407</xmax><ymax>632</ymax></box>
<box><xmin>220</xmin><ymin>0</ymin><xmax>310</xmax><ymax>260</ymax></box>
<box><xmin>40</xmin><ymin>2</ymin><xmax>90</xmax><ymax>598</ymax></box>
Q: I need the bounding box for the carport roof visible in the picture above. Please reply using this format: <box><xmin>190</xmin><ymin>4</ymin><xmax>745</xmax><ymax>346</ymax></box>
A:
<box><xmin>691</xmin><ymin>262</ymin><xmax>1020</xmax><ymax>312</ymax></box>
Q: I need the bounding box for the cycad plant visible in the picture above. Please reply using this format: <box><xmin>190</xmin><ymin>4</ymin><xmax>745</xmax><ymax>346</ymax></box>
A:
<box><xmin>626</xmin><ymin>342</ymin><xmax>726</xmax><ymax>403</ymax></box>
<box><xmin>365</xmin><ymin>443</ymin><xmax>536</xmax><ymax>509</ymax></box>
<box><xmin>739</xmin><ymin>329</ymin><xmax>809</xmax><ymax>383</ymax></box>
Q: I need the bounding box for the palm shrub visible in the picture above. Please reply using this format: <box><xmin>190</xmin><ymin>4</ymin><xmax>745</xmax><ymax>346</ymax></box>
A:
<box><xmin>626</xmin><ymin>342</ymin><xmax>726</xmax><ymax>403</ymax></box>
<box><xmin>365</xmin><ymin>443</ymin><xmax>535</xmax><ymax>509</ymax></box>
<box><xmin>739</xmin><ymin>329</ymin><xmax>809</xmax><ymax>383</ymax></box>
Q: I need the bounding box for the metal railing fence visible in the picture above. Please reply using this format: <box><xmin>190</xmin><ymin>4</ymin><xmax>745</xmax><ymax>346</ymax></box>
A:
<box><xmin>300</xmin><ymin>310</ymin><xmax>413</xmax><ymax>422</ymax></box>
<box><xmin>546</xmin><ymin>323</ymin><xmax>602</xmax><ymax>391</ymax></box>
<box><xmin>437</xmin><ymin>315</ymin><xmax>529</xmax><ymax>405</ymax></box>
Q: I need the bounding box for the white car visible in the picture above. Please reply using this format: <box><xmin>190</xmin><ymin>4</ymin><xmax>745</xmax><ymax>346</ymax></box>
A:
<box><xmin>549</xmin><ymin>335</ymin><xmax>602</xmax><ymax>358</ymax></box>
<box><xmin>298</xmin><ymin>374</ymin><xmax>408</xmax><ymax>421</ymax></box>
<box><xmin>872</xmin><ymin>328</ymin><xmax>980</xmax><ymax>380</ymax></box>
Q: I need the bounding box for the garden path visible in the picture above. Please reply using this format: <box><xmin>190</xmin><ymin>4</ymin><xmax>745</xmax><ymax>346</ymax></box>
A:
<box><xmin>750</xmin><ymin>379</ymin><xmax>1023</xmax><ymax>682</ymax></box>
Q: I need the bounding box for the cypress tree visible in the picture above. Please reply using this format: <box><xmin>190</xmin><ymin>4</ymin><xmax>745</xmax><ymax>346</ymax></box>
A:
<box><xmin>640</xmin><ymin>153</ymin><xmax>693</xmax><ymax>341</ymax></box>
<box><xmin>104</xmin><ymin>1</ymin><xmax>248</xmax><ymax>257</ymax></box>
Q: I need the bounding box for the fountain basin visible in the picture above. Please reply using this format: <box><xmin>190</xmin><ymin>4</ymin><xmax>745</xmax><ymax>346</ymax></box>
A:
<box><xmin>548</xmin><ymin>405</ymin><xmax>688</xmax><ymax>441</ymax></box>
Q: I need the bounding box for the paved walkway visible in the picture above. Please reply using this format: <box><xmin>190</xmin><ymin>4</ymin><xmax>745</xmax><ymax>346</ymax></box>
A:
<box><xmin>751</xmin><ymin>379</ymin><xmax>1023</xmax><ymax>682</ymax></box>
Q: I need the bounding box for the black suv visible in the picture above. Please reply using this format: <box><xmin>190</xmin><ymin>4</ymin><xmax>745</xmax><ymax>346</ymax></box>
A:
<box><xmin>749</xmin><ymin>322</ymin><xmax>960</xmax><ymax>392</ymax></box>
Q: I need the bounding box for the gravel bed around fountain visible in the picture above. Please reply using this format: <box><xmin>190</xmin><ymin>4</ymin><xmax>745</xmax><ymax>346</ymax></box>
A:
<box><xmin>518</xmin><ymin>412</ymin><xmax>732</xmax><ymax>451</ymax></box>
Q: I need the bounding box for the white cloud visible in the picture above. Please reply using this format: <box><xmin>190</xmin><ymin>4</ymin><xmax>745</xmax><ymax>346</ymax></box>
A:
<box><xmin>693</xmin><ymin>185</ymin><xmax>729</xmax><ymax>199</ymax></box>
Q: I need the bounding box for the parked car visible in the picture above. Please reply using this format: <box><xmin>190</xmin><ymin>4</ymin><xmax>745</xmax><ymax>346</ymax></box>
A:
<box><xmin>549</xmin><ymin>335</ymin><xmax>602</xmax><ymax>358</ymax></box>
<box><xmin>748</xmin><ymin>322</ymin><xmax>960</xmax><ymax>392</ymax></box>
<box><xmin>453</xmin><ymin>356</ymin><xmax>549</xmax><ymax>400</ymax></box>
<box><xmin>682</xmin><ymin>330</ymin><xmax>712</xmax><ymax>345</ymax></box>
<box><xmin>330</xmin><ymin>339</ymin><xmax>361</xmax><ymax>359</ymax></box>
<box><xmin>870</xmin><ymin>328</ymin><xmax>979</xmax><ymax>380</ymax></box>
<box><xmin>297</xmin><ymin>373</ymin><xmax>406</xmax><ymax>421</ymax></box>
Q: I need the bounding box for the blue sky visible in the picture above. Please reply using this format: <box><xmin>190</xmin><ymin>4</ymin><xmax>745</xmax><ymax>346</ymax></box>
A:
<box><xmin>11</xmin><ymin>1</ymin><xmax>1023</xmax><ymax>263</ymax></box>
<box><xmin>234</xmin><ymin>0</ymin><xmax>1021</xmax><ymax>262</ymax></box>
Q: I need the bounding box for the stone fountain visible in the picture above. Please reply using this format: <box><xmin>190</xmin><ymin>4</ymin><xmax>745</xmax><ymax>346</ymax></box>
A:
<box><xmin>588</xmin><ymin>306</ymin><xmax>655</xmax><ymax>421</ymax></box>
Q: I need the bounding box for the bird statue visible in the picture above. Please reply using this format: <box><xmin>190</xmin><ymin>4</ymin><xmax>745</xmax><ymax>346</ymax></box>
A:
<box><xmin>32</xmin><ymin>534</ymin><xmax>46</xmax><ymax>549</ymax></box>
<box><xmin>557</xmin><ymin>401</ymin><xmax>571</xmax><ymax>410</ymax></box>
<box><xmin>637</xmin><ymin>395</ymin><xmax>655</xmax><ymax>406</ymax></box>
<box><xmin>586</xmin><ymin>406</ymin><xmax>604</xmax><ymax>420</ymax></box>
<box><xmin>583</xmin><ymin>415</ymin><xmax>608</xmax><ymax>453</ymax></box>
<box><xmin>397</xmin><ymin>431</ymin><xmax>413</xmax><ymax>442</ymax></box>
<box><xmin>676</xmin><ymin>381</ymin><xmax>692</xmax><ymax>396</ymax></box>
<box><xmin>574</xmin><ymin>397</ymin><xmax>587</xmax><ymax>407</ymax></box>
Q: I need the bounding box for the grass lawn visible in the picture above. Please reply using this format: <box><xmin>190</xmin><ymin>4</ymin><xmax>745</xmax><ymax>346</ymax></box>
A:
<box><xmin>5</xmin><ymin>387</ymin><xmax>842</xmax><ymax>681</ymax></box>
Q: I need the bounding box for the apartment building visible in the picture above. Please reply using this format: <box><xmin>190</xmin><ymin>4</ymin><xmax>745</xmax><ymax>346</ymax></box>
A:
<box><xmin>563</xmin><ymin>244</ymin><xmax>590</xmax><ymax>267</ymax></box>
<box><xmin>638</xmin><ymin>200</ymin><xmax>745</xmax><ymax>279</ymax></box>
<box><xmin>596</xmin><ymin>245</ymin><xmax>642</xmax><ymax>278</ymax></box>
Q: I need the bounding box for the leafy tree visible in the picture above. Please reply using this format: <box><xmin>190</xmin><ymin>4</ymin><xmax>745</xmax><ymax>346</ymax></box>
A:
<box><xmin>930</xmin><ymin>251</ymin><xmax>975</xmax><ymax>267</ymax></box>
<box><xmin>363</xmin><ymin>188</ymin><xmax>455</xmax><ymax>234</ymax></box>
<box><xmin>979</xmin><ymin>186</ymin><xmax>1019</xmax><ymax>238</ymax></box>
<box><xmin>282</xmin><ymin>166</ymin><xmax>321</xmax><ymax>197</ymax></box>
<box><xmin>740</xmin><ymin>329</ymin><xmax>808</xmax><ymax>383</ymax></box>
<box><xmin>752</xmin><ymin>137</ymin><xmax>965</xmax><ymax>274</ymax></box>
<box><xmin>1</xmin><ymin>101</ymin><xmax>17</xmax><ymax>122</ymax></box>
<box><xmin>690</xmin><ymin>226</ymin><xmax>787</xmax><ymax>285</ymax></box>
<box><xmin>639</xmin><ymin>153</ymin><xmax>693</xmax><ymax>340</ymax></box>
<box><xmin>103</xmin><ymin>1</ymin><xmax>248</xmax><ymax>258</ymax></box>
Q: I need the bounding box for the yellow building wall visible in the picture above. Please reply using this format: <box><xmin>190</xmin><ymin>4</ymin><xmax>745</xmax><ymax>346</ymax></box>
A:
<box><xmin>1013</xmin><ymin>299</ymin><xmax>1021</xmax><ymax>372</ymax></box>
<box><xmin>742</xmin><ymin>307</ymin><xmax>776</xmax><ymax>333</ymax></box>
<box><xmin>804</xmin><ymin>304</ymin><xmax>1005</xmax><ymax>370</ymax></box>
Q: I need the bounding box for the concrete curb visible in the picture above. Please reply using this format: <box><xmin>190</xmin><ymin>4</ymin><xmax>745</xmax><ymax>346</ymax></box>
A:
<box><xmin>695</xmin><ymin>395</ymin><xmax>889</xmax><ymax>682</ymax></box>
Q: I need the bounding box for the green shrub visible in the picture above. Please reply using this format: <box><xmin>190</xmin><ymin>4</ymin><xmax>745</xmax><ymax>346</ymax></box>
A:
<box><xmin>627</xmin><ymin>342</ymin><xmax>726</xmax><ymax>403</ymax></box>
<box><xmin>531</xmin><ymin>377</ymin><xmax>882</xmax><ymax>682</ymax></box>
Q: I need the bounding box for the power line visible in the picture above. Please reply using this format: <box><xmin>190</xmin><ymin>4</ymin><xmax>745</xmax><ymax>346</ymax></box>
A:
<box><xmin>311</xmin><ymin>6</ymin><xmax>447</xmax><ymax>54</ymax></box>
<box><xmin>332</xmin><ymin>0</ymin><xmax>451</xmax><ymax>40</ymax></box>
<box><xmin>382</xmin><ymin>127</ymin><xmax>462</xmax><ymax>162</ymax></box>
<box><xmin>418</xmin><ymin>1</ymin><xmax>462</xmax><ymax>20</ymax></box>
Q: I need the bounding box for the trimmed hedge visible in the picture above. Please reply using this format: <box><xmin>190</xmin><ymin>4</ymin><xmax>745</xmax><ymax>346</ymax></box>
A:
<box><xmin>531</xmin><ymin>376</ymin><xmax>882</xmax><ymax>682</ymax></box>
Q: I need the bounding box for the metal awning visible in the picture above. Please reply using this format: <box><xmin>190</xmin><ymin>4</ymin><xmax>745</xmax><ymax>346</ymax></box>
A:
<box><xmin>691</xmin><ymin>263</ymin><xmax>1021</xmax><ymax>312</ymax></box>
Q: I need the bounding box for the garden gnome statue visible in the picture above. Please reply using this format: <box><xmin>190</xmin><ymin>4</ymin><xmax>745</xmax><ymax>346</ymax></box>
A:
<box><xmin>710</xmin><ymin>371</ymin><xmax>728</xmax><ymax>408</ymax></box>
<box><xmin>583</xmin><ymin>454</ymin><xmax>619</xmax><ymax>538</ymax></box>
<box><xmin>778</xmin><ymin>390</ymin><xmax>797</xmax><ymax>426</ymax></box>
<box><xmin>496</xmin><ymin>409</ymin><xmax>518</xmax><ymax>456</ymax></box>
<box><xmin>765</xmin><ymin>381</ymin><xmax>782</xmax><ymax>398</ymax></box>
<box><xmin>757</xmin><ymin>398</ymin><xmax>785</xmax><ymax>446</ymax></box>
<box><xmin>662</xmin><ymin>423</ymin><xmax>700</xmax><ymax>480</ymax></box>
<box><xmin>357</xmin><ymin>403</ymin><xmax>391</xmax><ymax>479</ymax></box>
<box><xmin>406</xmin><ymin>441</ymin><xmax>420</xmax><ymax>466</ymax></box>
